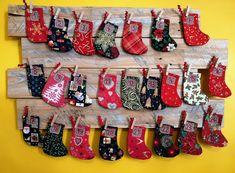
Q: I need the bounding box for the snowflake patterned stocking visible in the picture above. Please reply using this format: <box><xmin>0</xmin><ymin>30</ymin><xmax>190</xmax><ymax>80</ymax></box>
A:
<box><xmin>67</xmin><ymin>67</ymin><xmax>92</xmax><ymax>107</ymax></box>
<box><xmin>43</xmin><ymin>115</ymin><xmax>68</xmax><ymax>157</ymax></box>
<box><xmin>97</xmin><ymin>68</ymin><xmax>122</xmax><ymax>110</ymax></box>
<box><xmin>122</xmin><ymin>11</ymin><xmax>148</xmax><ymax>55</ymax></box>
<box><xmin>72</xmin><ymin>11</ymin><xmax>95</xmax><ymax>55</ymax></box>
<box><xmin>183</xmin><ymin>62</ymin><xmax>208</xmax><ymax>105</ymax></box>
<box><xmin>178</xmin><ymin>111</ymin><xmax>202</xmax><ymax>155</ymax></box>
<box><xmin>209</xmin><ymin>56</ymin><xmax>232</xmax><ymax>98</ymax></box>
<box><xmin>178</xmin><ymin>5</ymin><xmax>209</xmax><ymax>46</ymax></box>
<box><xmin>47</xmin><ymin>7</ymin><xmax>73</xmax><ymax>52</ymax></box>
<box><xmin>22</xmin><ymin>106</ymin><xmax>43</xmax><ymax>147</ymax></box>
<box><xmin>140</xmin><ymin>68</ymin><xmax>166</xmax><ymax>110</ymax></box>
<box><xmin>25</xmin><ymin>64</ymin><xmax>46</xmax><ymax>97</ymax></box>
<box><xmin>94</xmin><ymin>12</ymin><xmax>119</xmax><ymax>59</ymax></box>
<box><xmin>153</xmin><ymin>116</ymin><xmax>179</xmax><ymax>157</ymax></box>
<box><xmin>23</xmin><ymin>1</ymin><xmax>48</xmax><ymax>43</ymax></box>
<box><xmin>151</xmin><ymin>10</ymin><xmax>177</xmax><ymax>52</ymax></box>
<box><xmin>121</xmin><ymin>69</ymin><xmax>143</xmax><ymax>110</ymax></box>
<box><xmin>42</xmin><ymin>63</ymin><xmax>70</xmax><ymax>107</ymax></box>
<box><xmin>69</xmin><ymin>116</ymin><xmax>95</xmax><ymax>159</ymax></box>
<box><xmin>202</xmin><ymin>105</ymin><xmax>228</xmax><ymax>147</ymax></box>
<box><xmin>98</xmin><ymin>116</ymin><xmax>124</xmax><ymax>161</ymax></box>
<box><xmin>157</xmin><ymin>65</ymin><xmax>182</xmax><ymax>107</ymax></box>
<box><xmin>128</xmin><ymin>118</ymin><xmax>152</xmax><ymax>160</ymax></box>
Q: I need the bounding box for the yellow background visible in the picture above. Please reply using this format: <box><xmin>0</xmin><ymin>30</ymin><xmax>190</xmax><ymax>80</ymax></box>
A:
<box><xmin>1</xmin><ymin>0</ymin><xmax>235</xmax><ymax>173</ymax></box>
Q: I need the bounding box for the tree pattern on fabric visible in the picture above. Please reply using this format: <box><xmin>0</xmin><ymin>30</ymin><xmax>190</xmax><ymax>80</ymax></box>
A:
<box><xmin>43</xmin><ymin>123</ymin><xmax>68</xmax><ymax>157</ymax></box>
<box><xmin>151</xmin><ymin>18</ymin><xmax>177</xmax><ymax>52</ymax></box>
<box><xmin>94</xmin><ymin>22</ymin><xmax>119</xmax><ymax>59</ymax></box>
<box><xmin>183</xmin><ymin>72</ymin><xmax>208</xmax><ymax>105</ymax></box>
<box><xmin>121</xmin><ymin>76</ymin><xmax>143</xmax><ymax>110</ymax></box>
<box><xmin>140</xmin><ymin>76</ymin><xmax>166</xmax><ymax>110</ymax></box>
<box><xmin>26</xmin><ymin>64</ymin><xmax>45</xmax><ymax>97</ymax></box>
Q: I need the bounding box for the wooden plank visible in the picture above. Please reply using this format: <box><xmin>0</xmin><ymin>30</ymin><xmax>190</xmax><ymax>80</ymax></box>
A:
<box><xmin>8</xmin><ymin>5</ymin><xmax>200</xmax><ymax>38</ymax></box>
<box><xmin>8</xmin><ymin>68</ymin><xmax>195</xmax><ymax>99</ymax></box>
<box><xmin>16</xmin><ymin>99</ymin><xmax>224</xmax><ymax>129</ymax></box>
<box><xmin>21</xmin><ymin>38</ymin><xmax>228</xmax><ymax>68</ymax></box>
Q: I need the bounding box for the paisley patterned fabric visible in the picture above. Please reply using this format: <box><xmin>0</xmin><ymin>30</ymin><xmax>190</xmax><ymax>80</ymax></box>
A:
<box><xmin>121</xmin><ymin>76</ymin><xmax>143</xmax><ymax>110</ymax></box>
<box><xmin>43</xmin><ymin>123</ymin><xmax>68</xmax><ymax>157</ymax></box>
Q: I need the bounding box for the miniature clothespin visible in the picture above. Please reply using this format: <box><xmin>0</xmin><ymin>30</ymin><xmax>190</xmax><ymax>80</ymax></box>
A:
<box><xmin>130</xmin><ymin>117</ymin><xmax>136</xmax><ymax>129</ymax></box>
<box><xmin>103</xmin><ymin>67</ymin><xmax>111</xmax><ymax>77</ymax></box>
<box><xmin>78</xmin><ymin>11</ymin><xmax>84</xmax><ymax>23</ymax></box>
<box><xmin>146</xmin><ymin>67</ymin><xmax>152</xmax><ymax>78</ymax></box>
<box><xmin>186</xmin><ymin>5</ymin><xmax>190</xmax><ymax>17</ymax></box>
<box><xmin>29</xmin><ymin>0</ymin><xmax>33</xmax><ymax>13</ymax></box>
<box><xmin>187</xmin><ymin>64</ymin><xmax>192</xmax><ymax>75</ymax></box>
<box><xmin>54</xmin><ymin>8</ymin><xmax>61</xmax><ymax>19</ymax></box>
<box><xmin>127</xmin><ymin>12</ymin><xmax>134</xmax><ymax>24</ymax></box>
<box><xmin>166</xmin><ymin>64</ymin><xmax>170</xmax><ymax>75</ymax></box>
<box><xmin>104</xmin><ymin>118</ymin><xmax>108</xmax><ymax>130</ymax></box>
<box><xmin>104</xmin><ymin>12</ymin><xmax>112</xmax><ymax>23</ymax></box>
<box><xmin>51</xmin><ymin>113</ymin><xmax>59</xmax><ymax>126</ymax></box>
<box><xmin>156</xmin><ymin>10</ymin><xmax>163</xmax><ymax>21</ymax></box>
<box><xmin>75</xmin><ymin>116</ymin><xmax>82</xmax><ymax>128</ymax></box>
<box><xmin>54</xmin><ymin>63</ymin><xmax>62</xmax><ymax>73</ymax></box>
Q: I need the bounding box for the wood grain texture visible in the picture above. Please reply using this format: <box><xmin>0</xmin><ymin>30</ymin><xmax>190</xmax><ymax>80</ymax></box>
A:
<box><xmin>16</xmin><ymin>99</ymin><xmax>224</xmax><ymax>129</ymax></box>
<box><xmin>8</xmin><ymin>68</ymin><xmax>196</xmax><ymax>99</ymax></box>
<box><xmin>21</xmin><ymin>38</ymin><xmax>228</xmax><ymax>69</ymax></box>
<box><xmin>8</xmin><ymin>5</ymin><xmax>200</xmax><ymax>38</ymax></box>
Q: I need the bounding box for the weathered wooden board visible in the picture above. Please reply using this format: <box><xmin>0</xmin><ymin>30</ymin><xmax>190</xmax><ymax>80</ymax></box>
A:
<box><xmin>8</xmin><ymin>68</ymin><xmax>196</xmax><ymax>99</ymax></box>
<box><xmin>8</xmin><ymin>5</ymin><xmax>200</xmax><ymax>38</ymax></box>
<box><xmin>16</xmin><ymin>99</ymin><xmax>224</xmax><ymax>129</ymax></box>
<box><xmin>21</xmin><ymin>38</ymin><xmax>228</xmax><ymax>69</ymax></box>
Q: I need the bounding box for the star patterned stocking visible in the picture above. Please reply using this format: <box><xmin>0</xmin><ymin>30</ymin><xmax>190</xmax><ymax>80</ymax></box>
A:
<box><xmin>202</xmin><ymin>105</ymin><xmax>228</xmax><ymax>147</ymax></box>
<box><xmin>153</xmin><ymin>116</ymin><xmax>179</xmax><ymax>158</ymax></box>
<box><xmin>177</xmin><ymin>111</ymin><xmax>202</xmax><ymax>155</ymax></box>
<box><xmin>178</xmin><ymin>5</ymin><xmax>209</xmax><ymax>46</ymax></box>
<box><xmin>69</xmin><ymin>116</ymin><xmax>95</xmax><ymax>159</ymax></box>
<box><xmin>151</xmin><ymin>10</ymin><xmax>177</xmax><ymax>52</ymax></box>
<box><xmin>122</xmin><ymin>11</ymin><xmax>148</xmax><ymax>55</ymax></box>
<box><xmin>42</xmin><ymin>63</ymin><xmax>70</xmax><ymax>107</ymax></box>
<box><xmin>97</xmin><ymin>68</ymin><xmax>122</xmax><ymax>110</ymax></box>
<box><xmin>94</xmin><ymin>12</ymin><xmax>119</xmax><ymax>59</ymax></box>
<box><xmin>72</xmin><ymin>11</ymin><xmax>95</xmax><ymax>56</ymax></box>
<box><xmin>208</xmin><ymin>56</ymin><xmax>232</xmax><ymax>98</ymax></box>
<box><xmin>128</xmin><ymin>118</ymin><xmax>152</xmax><ymax>160</ymax></box>
<box><xmin>98</xmin><ymin>116</ymin><xmax>124</xmax><ymax>161</ymax></box>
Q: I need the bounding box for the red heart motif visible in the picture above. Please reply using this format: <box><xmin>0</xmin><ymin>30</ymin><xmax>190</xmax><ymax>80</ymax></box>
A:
<box><xmin>74</xmin><ymin>137</ymin><xmax>83</xmax><ymax>146</ymax></box>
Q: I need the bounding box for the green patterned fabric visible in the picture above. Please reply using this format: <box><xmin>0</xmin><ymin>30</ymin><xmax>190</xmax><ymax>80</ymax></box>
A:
<box><xmin>121</xmin><ymin>76</ymin><xmax>143</xmax><ymax>110</ymax></box>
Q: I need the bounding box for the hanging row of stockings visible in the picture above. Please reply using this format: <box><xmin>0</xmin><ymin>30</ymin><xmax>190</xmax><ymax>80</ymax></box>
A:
<box><xmin>23</xmin><ymin>0</ymin><xmax>209</xmax><ymax>58</ymax></box>
<box><xmin>22</xmin><ymin>106</ymin><xmax>228</xmax><ymax>159</ymax></box>
<box><xmin>20</xmin><ymin>56</ymin><xmax>231</xmax><ymax>110</ymax></box>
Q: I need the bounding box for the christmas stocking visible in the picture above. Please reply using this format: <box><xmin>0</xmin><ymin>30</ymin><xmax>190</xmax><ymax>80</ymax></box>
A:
<box><xmin>178</xmin><ymin>111</ymin><xmax>202</xmax><ymax>155</ymax></box>
<box><xmin>43</xmin><ymin>117</ymin><xmax>68</xmax><ymax>157</ymax></box>
<box><xmin>153</xmin><ymin>116</ymin><xmax>179</xmax><ymax>157</ymax></box>
<box><xmin>140</xmin><ymin>68</ymin><xmax>166</xmax><ymax>110</ymax></box>
<box><xmin>25</xmin><ymin>64</ymin><xmax>46</xmax><ymax>97</ymax></box>
<box><xmin>22</xmin><ymin>106</ymin><xmax>43</xmax><ymax>147</ymax></box>
<box><xmin>128</xmin><ymin>118</ymin><xmax>152</xmax><ymax>160</ymax></box>
<box><xmin>42</xmin><ymin>63</ymin><xmax>70</xmax><ymax>107</ymax></box>
<box><xmin>183</xmin><ymin>62</ymin><xmax>208</xmax><ymax>105</ymax></box>
<box><xmin>178</xmin><ymin>5</ymin><xmax>209</xmax><ymax>46</ymax></box>
<box><xmin>98</xmin><ymin>116</ymin><xmax>124</xmax><ymax>161</ymax></box>
<box><xmin>202</xmin><ymin>105</ymin><xmax>228</xmax><ymax>147</ymax></box>
<box><xmin>151</xmin><ymin>10</ymin><xmax>177</xmax><ymax>52</ymax></box>
<box><xmin>209</xmin><ymin>56</ymin><xmax>232</xmax><ymax>98</ymax></box>
<box><xmin>97</xmin><ymin>68</ymin><xmax>122</xmax><ymax>110</ymax></box>
<box><xmin>69</xmin><ymin>116</ymin><xmax>95</xmax><ymax>159</ymax></box>
<box><xmin>47</xmin><ymin>7</ymin><xmax>73</xmax><ymax>52</ymax></box>
<box><xmin>157</xmin><ymin>65</ymin><xmax>182</xmax><ymax>107</ymax></box>
<box><xmin>72</xmin><ymin>11</ymin><xmax>95</xmax><ymax>56</ymax></box>
<box><xmin>94</xmin><ymin>12</ymin><xmax>119</xmax><ymax>59</ymax></box>
<box><xmin>122</xmin><ymin>11</ymin><xmax>148</xmax><ymax>55</ymax></box>
<box><xmin>67</xmin><ymin>68</ymin><xmax>92</xmax><ymax>107</ymax></box>
<box><xmin>23</xmin><ymin>1</ymin><xmax>48</xmax><ymax>43</ymax></box>
<box><xmin>121</xmin><ymin>70</ymin><xmax>143</xmax><ymax>110</ymax></box>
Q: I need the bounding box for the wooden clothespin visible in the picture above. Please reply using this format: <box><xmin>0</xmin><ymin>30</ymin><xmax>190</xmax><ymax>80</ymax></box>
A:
<box><xmin>166</xmin><ymin>64</ymin><xmax>170</xmax><ymax>75</ymax></box>
<box><xmin>103</xmin><ymin>67</ymin><xmax>111</xmax><ymax>77</ymax></box>
<box><xmin>54</xmin><ymin>8</ymin><xmax>61</xmax><ymax>19</ymax></box>
<box><xmin>127</xmin><ymin>12</ymin><xmax>134</xmax><ymax>24</ymax></box>
<box><xmin>184</xmin><ymin>112</ymin><xmax>188</xmax><ymax>125</ymax></box>
<box><xmin>51</xmin><ymin>113</ymin><xmax>59</xmax><ymax>126</ymax></box>
<box><xmin>104</xmin><ymin>12</ymin><xmax>112</xmax><ymax>23</ymax></box>
<box><xmin>26</xmin><ymin>57</ymin><xmax>33</xmax><ymax>69</ymax></box>
<box><xmin>156</xmin><ymin>10</ymin><xmax>163</xmax><ymax>21</ymax></box>
<box><xmin>131</xmin><ymin>117</ymin><xmax>136</xmax><ymax>129</ymax></box>
<box><xmin>75</xmin><ymin>116</ymin><xmax>82</xmax><ymax>128</ymax></box>
<box><xmin>186</xmin><ymin>5</ymin><xmax>190</xmax><ymax>17</ymax></box>
<box><xmin>124</xmin><ymin>68</ymin><xmax>129</xmax><ymax>79</ymax></box>
<box><xmin>187</xmin><ymin>64</ymin><xmax>192</xmax><ymax>75</ymax></box>
<box><xmin>54</xmin><ymin>63</ymin><xmax>62</xmax><ymax>73</ymax></box>
<box><xmin>74</xmin><ymin>65</ymin><xmax>79</xmax><ymax>76</ymax></box>
<box><xmin>78</xmin><ymin>11</ymin><xmax>84</xmax><ymax>23</ymax></box>
<box><xmin>104</xmin><ymin>118</ymin><xmax>108</xmax><ymax>130</ymax></box>
<box><xmin>29</xmin><ymin>0</ymin><xmax>33</xmax><ymax>13</ymax></box>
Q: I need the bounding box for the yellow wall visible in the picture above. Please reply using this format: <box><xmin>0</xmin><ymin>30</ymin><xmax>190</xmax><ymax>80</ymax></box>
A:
<box><xmin>1</xmin><ymin>0</ymin><xmax>235</xmax><ymax>173</ymax></box>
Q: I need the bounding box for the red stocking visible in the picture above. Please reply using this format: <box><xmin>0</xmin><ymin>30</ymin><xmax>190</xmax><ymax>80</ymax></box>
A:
<box><xmin>178</xmin><ymin>5</ymin><xmax>209</xmax><ymax>46</ymax></box>
<box><xmin>24</xmin><ymin>0</ymin><xmax>48</xmax><ymax>43</ymax></box>
<box><xmin>202</xmin><ymin>105</ymin><xmax>228</xmax><ymax>147</ymax></box>
<box><xmin>157</xmin><ymin>65</ymin><xmax>182</xmax><ymax>107</ymax></box>
<box><xmin>72</xmin><ymin>11</ymin><xmax>95</xmax><ymax>56</ymax></box>
<box><xmin>128</xmin><ymin>118</ymin><xmax>152</xmax><ymax>160</ymax></box>
<box><xmin>209</xmin><ymin>56</ymin><xmax>232</xmax><ymax>98</ymax></box>
<box><xmin>42</xmin><ymin>63</ymin><xmax>70</xmax><ymax>107</ymax></box>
